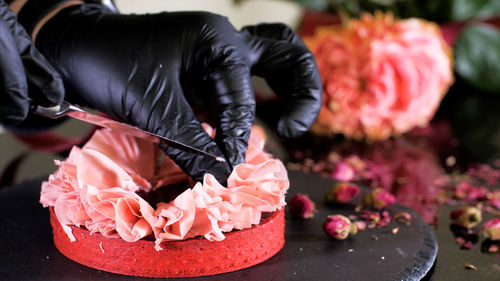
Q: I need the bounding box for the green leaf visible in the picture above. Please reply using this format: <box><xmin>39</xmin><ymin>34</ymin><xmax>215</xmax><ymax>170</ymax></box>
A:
<box><xmin>441</xmin><ymin>84</ymin><xmax>500</xmax><ymax>163</ymax></box>
<box><xmin>448</xmin><ymin>0</ymin><xmax>500</xmax><ymax>21</ymax></box>
<box><xmin>454</xmin><ymin>24</ymin><xmax>500</xmax><ymax>93</ymax></box>
<box><xmin>286</xmin><ymin>0</ymin><xmax>330</xmax><ymax>11</ymax></box>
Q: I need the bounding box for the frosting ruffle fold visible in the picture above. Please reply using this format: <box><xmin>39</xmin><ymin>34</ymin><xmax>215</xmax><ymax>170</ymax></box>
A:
<box><xmin>40</xmin><ymin>125</ymin><xmax>289</xmax><ymax>250</ymax></box>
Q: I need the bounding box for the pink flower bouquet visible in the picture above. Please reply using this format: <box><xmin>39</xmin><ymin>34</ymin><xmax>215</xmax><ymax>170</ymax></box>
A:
<box><xmin>305</xmin><ymin>12</ymin><xmax>454</xmax><ymax>140</ymax></box>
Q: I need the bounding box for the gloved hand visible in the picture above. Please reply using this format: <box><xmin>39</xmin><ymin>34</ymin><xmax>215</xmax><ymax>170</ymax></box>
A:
<box><xmin>0</xmin><ymin>0</ymin><xmax>64</xmax><ymax>127</ymax></box>
<box><xmin>34</xmin><ymin>4</ymin><xmax>322</xmax><ymax>183</ymax></box>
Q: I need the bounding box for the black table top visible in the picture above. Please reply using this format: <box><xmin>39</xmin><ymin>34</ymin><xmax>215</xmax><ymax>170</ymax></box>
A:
<box><xmin>0</xmin><ymin>171</ymin><xmax>439</xmax><ymax>281</ymax></box>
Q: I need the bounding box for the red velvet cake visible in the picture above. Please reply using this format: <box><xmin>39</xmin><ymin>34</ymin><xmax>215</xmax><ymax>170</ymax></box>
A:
<box><xmin>41</xmin><ymin>125</ymin><xmax>289</xmax><ymax>277</ymax></box>
<box><xmin>50</xmin><ymin>208</ymin><xmax>285</xmax><ymax>278</ymax></box>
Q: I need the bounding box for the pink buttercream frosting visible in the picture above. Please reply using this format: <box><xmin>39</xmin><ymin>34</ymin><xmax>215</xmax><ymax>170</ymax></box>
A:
<box><xmin>40</xmin><ymin>125</ymin><xmax>289</xmax><ymax>250</ymax></box>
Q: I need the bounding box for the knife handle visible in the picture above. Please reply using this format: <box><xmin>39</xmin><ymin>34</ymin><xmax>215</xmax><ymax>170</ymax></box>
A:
<box><xmin>30</xmin><ymin>101</ymin><xmax>80</xmax><ymax>119</ymax></box>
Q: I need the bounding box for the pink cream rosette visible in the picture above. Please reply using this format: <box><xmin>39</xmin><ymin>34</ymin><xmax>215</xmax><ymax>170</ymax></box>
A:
<box><xmin>40</xmin><ymin>125</ymin><xmax>289</xmax><ymax>250</ymax></box>
<box><xmin>305</xmin><ymin>13</ymin><xmax>453</xmax><ymax>140</ymax></box>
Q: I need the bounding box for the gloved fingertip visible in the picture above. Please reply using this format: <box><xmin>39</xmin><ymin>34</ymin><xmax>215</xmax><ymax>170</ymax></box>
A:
<box><xmin>42</xmin><ymin>77</ymin><xmax>65</xmax><ymax>105</ymax></box>
<box><xmin>276</xmin><ymin>118</ymin><xmax>309</xmax><ymax>139</ymax></box>
<box><xmin>0</xmin><ymin>107</ymin><xmax>28</xmax><ymax>126</ymax></box>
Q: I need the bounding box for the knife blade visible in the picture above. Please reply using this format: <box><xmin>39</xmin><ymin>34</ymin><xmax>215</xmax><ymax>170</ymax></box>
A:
<box><xmin>32</xmin><ymin>101</ymin><xmax>225</xmax><ymax>162</ymax></box>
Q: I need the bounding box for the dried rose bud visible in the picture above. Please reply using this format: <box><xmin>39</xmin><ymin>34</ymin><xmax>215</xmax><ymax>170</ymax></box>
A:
<box><xmin>450</xmin><ymin>206</ymin><xmax>482</xmax><ymax>228</ymax></box>
<box><xmin>394</xmin><ymin>212</ymin><xmax>412</xmax><ymax>225</ymax></box>
<box><xmin>289</xmin><ymin>193</ymin><xmax>317</xmax><ymax>219</ymax></box>
<box><xmin>363</xmin><ymin>188</ymin><xmax>396</xmax><ymax>209</ymax></box>
<box><xmin>323</xmin><ymin>215</ymin><xmax>358</xmax><ymax>240</ymax></box>
<box><xmin>482</xmin><ymin>218</ymin><xmax>500</xmax><ymax>241</ymax></box>
<box><xmin>325</xmin><ymin>182</ymin><xmax>361</xmax><ymax>204</ymax></box>
<box><xmin>331</xmin><ymin>163</ymin><xmax>355</xmax><ymax>182</ymax></box>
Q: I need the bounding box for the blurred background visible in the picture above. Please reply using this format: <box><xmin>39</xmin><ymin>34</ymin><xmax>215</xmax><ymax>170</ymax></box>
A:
<box><xmin>1</xmin><ymin>0</ymin><xmax>499</xmax><ymax>197</ymax></box>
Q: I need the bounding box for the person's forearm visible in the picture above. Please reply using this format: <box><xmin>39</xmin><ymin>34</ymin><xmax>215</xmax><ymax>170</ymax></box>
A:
<box><xmin>31</xmin><ymin>0</ymin><xmax>83</xmax><ymax>41</ymax></box>
<box><xmin>10</xmin><ymin>0</ymin><xmax>114</xmax><ymax>41</ymax></box>
<box><xmin>8</xmin><ymin>0</ymin><xmax>27</xmax><ymax>14</ymax></box>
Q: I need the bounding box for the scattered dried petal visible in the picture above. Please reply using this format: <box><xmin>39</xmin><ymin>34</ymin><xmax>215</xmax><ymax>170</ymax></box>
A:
<box><xmin>453</xmin><ymin>181</ymin><xmax>488</xmax><ymax>201</ymax></box>
<box><xmin>488</xmin><ymin>244</ymin><xmax>499</xmax><ymax>253</ymax></box>
<box><xmin>466</xmin><ymin>164</ymin><xmax>500</xmax><ymax>185</ymax></box>
<box><xmin>464</xmin><ymin>263</ymin><xmax>477</xmax><ymax>270</ymax></box>
<box><xmin>461</xmin><ymin>241</ymin><xmax>473</xmax><ymax>250</ymax></box>
<box><xmin>371</xmin><ymin>234</ymin><xmax>379</xmax><ymax>240</ymax></box>
<box><xmin>394</xmin><ymin>212</ymin><xmax>412</xmax><ymax>225</ymax></box>
<box><xmin>348</xmin><ymin>215</ymin><xmax>358</xmax><ymax>220</ymax></box>
<box><xmin>486</xmin><ymin>190</ymin><xmax>500</xmax><ymax>210</ymax></box>
<box><xmin>392</xmin><ymin>227</ymin><xmax>399</xmax><ymax>234</ymax></box>
<box><xmin>361</xmin><ymin>211</ymin><xmax>381</xmax><ymax>223</ymax></box>
<box><xmin>354</xmin><ymin>205</ymin><xmax>362</xmax><ymax>212</ymax></box>
<box><xmin>360</xmin><ymin>210</ymin><xmax>392</xmax><ymax>229</ymax></box>
<box><xmin>325</xmin><ymin>182</ymin><xmax>361</xmax><ymax>204</ymax></box>
<box><xmin>289</xmin><ymin>193</ymin><xmax>317</xmax><ymax>219</ymax></box>
<box><xmin>455</xmin><ymin>237</ymin><xmax>466</xmax><ymax>245</ymax></box>
<box><xmin>354</xmin><ymin>221</ymin><xmax>367</xmax><ymax>231</ymax></box>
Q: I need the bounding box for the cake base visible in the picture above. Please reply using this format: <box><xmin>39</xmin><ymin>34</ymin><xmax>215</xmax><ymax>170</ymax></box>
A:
<box><xmin>49</xmin><ymin>208</ymin><xmax>285</xmax><ymax>278</ymax></box>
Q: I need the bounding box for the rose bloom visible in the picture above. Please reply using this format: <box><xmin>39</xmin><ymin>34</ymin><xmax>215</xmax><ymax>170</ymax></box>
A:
<box><xmin>305</xmin><ymin>12</ymin><xmax>453</xmax><ymax>140</ymax></box>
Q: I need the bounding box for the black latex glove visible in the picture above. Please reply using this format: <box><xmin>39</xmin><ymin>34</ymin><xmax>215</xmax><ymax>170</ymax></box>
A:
<box><xmin>0</xmin><ymin>0</ymin><xmax>64</xmax><ymax>126</ymax></box>
<box><xmin>35</xmin><ymin>5</ymin><xmax>322</xmax><ymax>183</ymax></box>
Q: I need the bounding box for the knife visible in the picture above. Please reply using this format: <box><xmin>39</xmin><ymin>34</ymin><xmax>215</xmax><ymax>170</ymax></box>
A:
<box><xmin>31</xmin><ymin>101</ymin><xmax>225</xmax><ymax>162</ymax></box>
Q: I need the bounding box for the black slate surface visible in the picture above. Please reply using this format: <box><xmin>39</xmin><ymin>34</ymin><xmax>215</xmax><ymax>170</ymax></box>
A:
<box><xmin>0</xmin><ymin>171</ymin><xmax>437</xmax><ymax>281</ymax></box>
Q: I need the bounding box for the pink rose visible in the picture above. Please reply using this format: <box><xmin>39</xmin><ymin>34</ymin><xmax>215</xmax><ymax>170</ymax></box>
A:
<box><xmin>306</xmin><ymin>13</ymin><xmax>453</xmax><ymax>140</ymax></box>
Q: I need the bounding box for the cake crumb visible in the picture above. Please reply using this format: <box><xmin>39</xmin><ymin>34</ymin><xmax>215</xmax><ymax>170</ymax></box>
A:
<box><xmin>348</xmin><ymin>249</ymin><xmax>354</xmax><ymax>253</ymax></box>
<box><xmin>99</xmin><ymin>242</ymin><xmax>105</xmax><ymax>254</ymax></box>
<box><xmin>381</xmin><ymin>256</ymin><xmax>385</xmax><ymax>260</ymax></box>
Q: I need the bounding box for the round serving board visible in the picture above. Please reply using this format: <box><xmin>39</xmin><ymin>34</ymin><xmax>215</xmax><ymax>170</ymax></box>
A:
<box><xmin>0</xmin><ymin>170</ymin><xmax>437</xmax><ymax>281</ymax></box>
